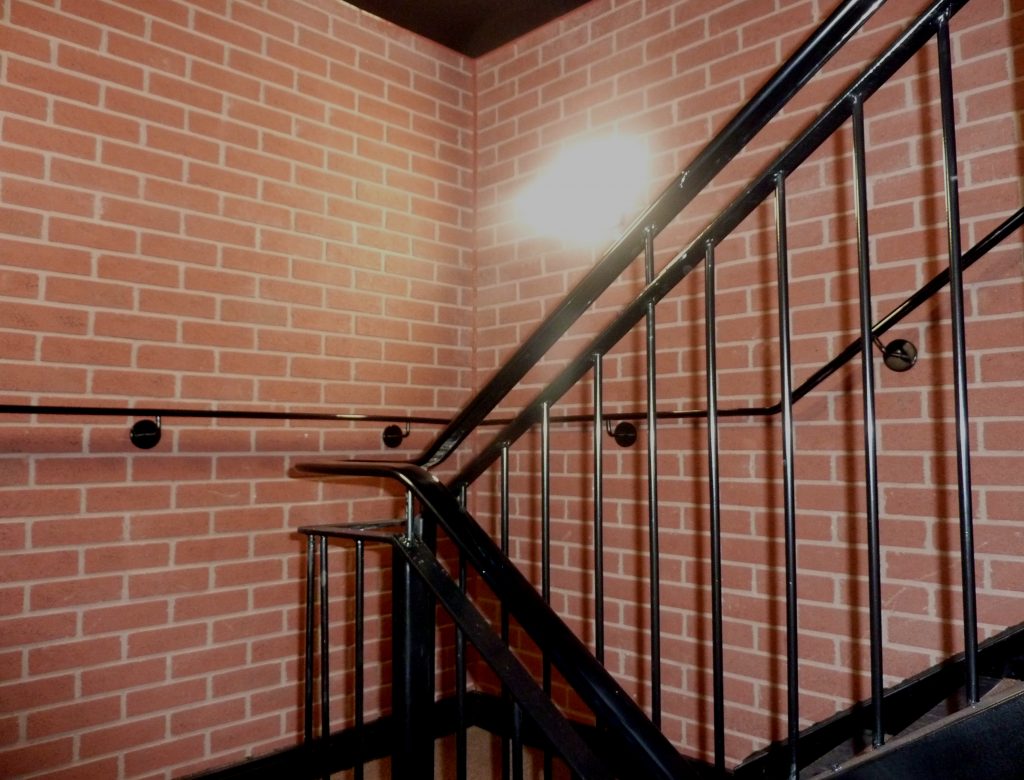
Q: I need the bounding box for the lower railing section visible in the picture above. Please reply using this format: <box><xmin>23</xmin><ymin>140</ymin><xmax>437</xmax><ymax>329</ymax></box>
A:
<box><xmin>194</xmin><ymin>591</ymin><xmax>1023</xmax><ymax>780</ymax></box>
<box><xmin>291</xmin><ymin>461</ymin><xmax>715</xmax><ymax>780</ymax></box>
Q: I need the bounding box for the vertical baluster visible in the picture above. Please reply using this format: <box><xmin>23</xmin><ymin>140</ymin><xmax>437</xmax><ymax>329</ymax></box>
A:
<box><xmin>354</xmin><ymin>539</ymin><xmax>366</xmax><ymax>780</ymax></box>
<box><xmin>704</xmin><ymin>240</ymin><xmax>726</xmax><ymax>773</ymax></box>
<box><xmin>304</xmin><ymin>534</ymin><xmax>315</xmax><ymax>748</ymax></box>
<box><xmin>774</xmin><ymin>173</ymin><xmax>800</xmax><ymax>777</ymax></box>
<box><xmin>500</xmin><ymin>444</ymin><xmax>511</xmax><ymax>587</ymax></box>
<box><xmin>936</xmin><ymin>10</ymin><xmax>979</xmax><ymax>705</ymax></box>
<box><xmin>405</xmin><ymin>489</ymin><xmax>415</xmax><ymax>539</ymax></box>
<box><xmin>541</xmin><ymin>401</ymin><xmax>553</xmax><ymax>780</ymax></box>
<box><xmin>643</xmin><ymin>226</ymin><xmax>662</xmax><ymax>728</ymax></box>
<box><xmin>593</xmin><ymin>353</ymin><xmax>606</xmax><ymax>664</ymax></box>
<box><xmin>318</xmin><ymin>535</ymin><xmax>331</xmax><ymax>780</ymax></box>
<box><xmin>393</xmin><ymin>490</ymin><xmax>434</xmax><ymax>777</ymax></box>
<box><xmin>851</xmin><ymin>96</ymin><xmax>885</xmax><ymax>746</ymax></box>
<box><xmin>456</xmin><ymin>554</ymin><xmax>468</xmax><ymax>780</ymax></box>
<box><xmin>512</xmin><ymin>703</ymin><xmax>525</xmax><ymax>780</ymax></box>
<box><xmin>500</xmin><ymin>446</ymin><xmax>515</xmax><ymax>780</ymax></box>
<box><xmin>456</xmin><ymin>486</ymin><xmax>468</xmax><ymax>780</ymax></box>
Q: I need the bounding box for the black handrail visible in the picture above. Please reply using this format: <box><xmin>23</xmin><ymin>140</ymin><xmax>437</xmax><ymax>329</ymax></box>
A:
<box><xmin>0</xmin><ymin>403</ymin><xmax>450</xmax><ymax>426</ymax></box>
<box><xmin>0</xmin><ymin>403</ymin><xmax>451</xmax><ymax>449</ymax></box>
<box><xmin>5</xmin><ymin>202</ymin><xmax>1019</xmax><ymax>448</ymax></box>
<box><xmin>414</xmin><ymin>0</ymin><xmax>887</xmax><ymax>470</ymax></box>
<box><xmin>451</xmin><ymin>0</ymin><xmax>973</xmax><ymax>489</ymax></box>
<box><xmin>394</xmin><ymin>535</ymin><xmax>614</xmax><ymax>780</ymax></box>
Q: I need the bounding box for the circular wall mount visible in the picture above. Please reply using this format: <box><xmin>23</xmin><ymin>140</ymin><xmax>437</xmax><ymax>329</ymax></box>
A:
<box><xmin>610</xmin><ymin>421</ymin><xmax>638</xmax><ymax>448</ymax></box>
<box><xmin>382</xmin><ymin>423</ymin><xmax>410</xmax><ymax>449</ymax></box>
<box><xmin>129</xmin><ymin>418</ymin><xmax>162</xmax><ymax>449</ymax></box>
<box><xmin>882</xmin><ymin>338</ymin><xmax>918</xmax><ymax>372</ymax></box>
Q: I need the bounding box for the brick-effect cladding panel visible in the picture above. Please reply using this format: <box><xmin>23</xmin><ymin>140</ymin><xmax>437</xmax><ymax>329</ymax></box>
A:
<box><xmin>0</xmin><ymin>0</ymin><xmax>473</xmax><ymax>776</ymax></box>
<box><xmin>2</xmin><ymin>0</ymin><xmax>1024</xmax><ymax>776</ymax></box>
<box><xmin>470</xmin><ymin>0</ymin><xmax>1024</xmax><ymax>766</ymax></box>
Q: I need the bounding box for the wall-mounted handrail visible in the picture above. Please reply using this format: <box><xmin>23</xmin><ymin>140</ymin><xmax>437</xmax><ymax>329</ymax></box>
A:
<box><xmin>5</xmin><ymin>201</ymin><xmax>1019</xmax><ymax>452</ymax></box>
<box><xmin>0</xmin><ymin>403</ymin><xmax>451</xmax><ymax>450</ymax></box>
<box><xmin>0</xmin><ymin>402</ymin><xmax>450</xmax><ymax>426</ymax></box>
<box><xmin>497</xmin><ymin>205</ymin><xmax>1020</xmax><ymax>433</ymax></box>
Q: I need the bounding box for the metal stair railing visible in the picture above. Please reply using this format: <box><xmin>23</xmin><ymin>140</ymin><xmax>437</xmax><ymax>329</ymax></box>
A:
<box><xmin>291</xmin><ymin>1</ymin><xmax>895</xmax><ymax>775</ymax></box>
<box><xmin>291</xmin><ymin>0</ymin><xmax>1024</xmax><ymax>776</ymax></box>
<box><xmin>297</xmin><ymin>518</ymin><xmax>616</xmax><ymax>780</ymax></box>
<box><xmin>413</xmin><ymin>0</ymin><xmax>889</xmax><ymax>471</ymax></box>
<box><xmin>440</xmin><ymin>1</ymin><xmax>1007</xmax><ymax>774</ymax></box>
<box><xmin>290</xmin><ymin>460</ymin><xmax>710</xmax><ymax>779</ymax></box>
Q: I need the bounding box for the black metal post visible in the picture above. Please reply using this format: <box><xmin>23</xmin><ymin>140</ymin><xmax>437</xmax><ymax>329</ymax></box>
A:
<box><xmin>851</xmin><ymin>97</ymin><xmax>886</xmax><ymax>746</ymax></box>
<box><xmin>456</xmin><ymin>553</ymin><xmax>468</xmax><ymax>780</ymax></box>
<box><xmin>593</xmin><ymin>353</ymin><xmax>606</xmax><ymax>664</ymax></box>
<box><xmin>936</xmin><ymin>10</ymin><xmax>979</xmax><ymax>706</ymax></box>
<box><xmin>775</xmin><ymin>173</ymin><xmax>800</xmax><ymax>778</ymax></box>
<box><xmin>318</xmin><ymin>536</ymin><xmax>331</xmax><ymax>780</ymax></box>
<box><xmin>354</xmin><ymin>540</ymin><xmax>365</xmax><ymax>780</ymax></box>
<box><xmin>304</xmin><ymin>535</ymin><xmax>315</xmax><ymax>748</ymax></box>
<box><xmin>704</xmin><ymin>240</ymin><xmax>726</xmax><ymax>773</ymax></box>
<box><xmin>512</xmin><ymin>703</ymin><xmax>525</xmax><ymax>780</ymax></box>
<box><xmin>541</xmin><ymin>400</ymin><xmax>553</xmax><ymax>780</ymax></box>
<box><xmin>500</xmin><ymin>445</ymin><xmax>513</xmax><ymax>780</ymax></box>
<box><xmin>456</xmin><ymin>488</ymin><xmax>469</xmax><ymax>780</ymax></box>
<box><xmin>392</xmin><ymin>495</ymin><xmax>435</xmax><ymax>778</ymax></box>
<box><xmin>644</xmin><ymin>226</ymin><xmax>663</xmax><ymax>728</ymax></box>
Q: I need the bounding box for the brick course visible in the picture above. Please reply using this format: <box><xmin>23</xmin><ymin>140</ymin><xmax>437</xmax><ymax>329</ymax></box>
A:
<box><xmin>1</xmin><ymin>0</ymin><xmax>471</xmax><ymax>775</ymax></box>
<box><xmin>1</xmin><ymin>0</ymin><xmax>1022</xmax><ymax>776</ymax></box>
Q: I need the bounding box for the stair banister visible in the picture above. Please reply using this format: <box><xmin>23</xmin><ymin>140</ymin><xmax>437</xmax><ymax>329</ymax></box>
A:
<box><xmin>290</xmin><ymin>459</ymin><xmax>713</xmax><ymax>779</ymax></box>
<box><xmin>416</xmin><ymin>0</ymin><xmax>887</xmax><ymax>470</ymax></box>
<box><xmin>450</xmin><ymin>0</ymin><xmax>972</xmax><ymax>491</ymax></box>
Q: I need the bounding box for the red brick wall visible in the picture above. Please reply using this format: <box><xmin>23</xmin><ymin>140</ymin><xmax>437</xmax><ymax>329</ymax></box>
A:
<box><xmin>470</xmin><ymin>0</ymin><xmax>1024</xmax><ymax>764</ymax></box>
<box><xmin>2</xmin><ymin>0</ymin><xmax>1022</xmax><ymax>776</ymax></box>
<box><xmin>0</xmin><ymin>0</ymin><xmax>473</xmax><ymax>776</ymax></box>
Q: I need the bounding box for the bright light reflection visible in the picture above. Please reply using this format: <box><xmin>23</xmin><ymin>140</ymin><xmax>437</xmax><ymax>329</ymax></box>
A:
<box><xmin>517</xmin><ymin>136</ymin><xmax>649</xmax><ymax>246</ymax></box>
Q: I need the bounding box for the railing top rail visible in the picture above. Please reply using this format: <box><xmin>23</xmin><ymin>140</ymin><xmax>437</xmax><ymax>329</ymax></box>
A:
<box><xmin>451</xmin><ymin>0</ymin><xmax>973</xmax><ymax>489</ymax></box>
<box><xmin>414</xmin><ymin>0</ymin><xmax>887</xmax><ymax>470</ymax></box>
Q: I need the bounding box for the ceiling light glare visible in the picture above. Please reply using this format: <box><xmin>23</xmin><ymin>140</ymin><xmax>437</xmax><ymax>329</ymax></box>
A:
<box><xmin>517</xmin><ymin>136</ymin><xmax>649</xmax><ymax>247</ymax></box>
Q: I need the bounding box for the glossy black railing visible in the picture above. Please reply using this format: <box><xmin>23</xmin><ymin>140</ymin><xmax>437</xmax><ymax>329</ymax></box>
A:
<box><xmin>450</xmin><ymin>0</ymin><xmax>973</xmax><ymax>487</ymax></box>
<box><xmin>413</xmin><ymin>0</ymin><xmax>890</xmax><ymax>472</ymax></box>
<box><xmin>8</xmin><ymin>0</ymin><xmax>1017</xmax><ymax>775</ymax></box>
<box><xmin>292</xmin><ymin>202</ymin><xmax>1016</xmax><ymax>780</ymax></box>
<box><xmin>286</xmin><ymin>0</ymin><xmax>1024</xmax><ymax>776</ymax></box>
<box><xmin>469</xmin><ymin>6</ymin><xmax>1012</xmax><ymax>770</ymax></box>
<box><xmin>291</xmin><ymin>460</ymin><xmax>708</xmax><ymax>780</ymax></box>
<box><xmin>287</xmin><ymin>2</ymin><xmax>914</xmax><ymax>775</ymax></box>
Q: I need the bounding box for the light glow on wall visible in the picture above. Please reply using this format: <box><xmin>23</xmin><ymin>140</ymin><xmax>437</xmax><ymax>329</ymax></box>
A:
<box><xmin>517</xmin><ymin>136</ymin><xmax>649</xmax><ymax>246</ymax></box>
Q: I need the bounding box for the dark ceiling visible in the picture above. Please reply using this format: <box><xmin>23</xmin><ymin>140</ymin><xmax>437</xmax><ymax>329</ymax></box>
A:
<box><xmin>347</xmin><ymin>0</ymin><xmax>594</xmax><ymax>57</ymax></box>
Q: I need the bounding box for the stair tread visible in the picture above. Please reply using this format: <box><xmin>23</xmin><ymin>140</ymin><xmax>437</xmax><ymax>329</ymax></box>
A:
<box><xmin>809</xmin><ymin>679</ymin><xmax>1024</xmax><ymax>779</ymax></box>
